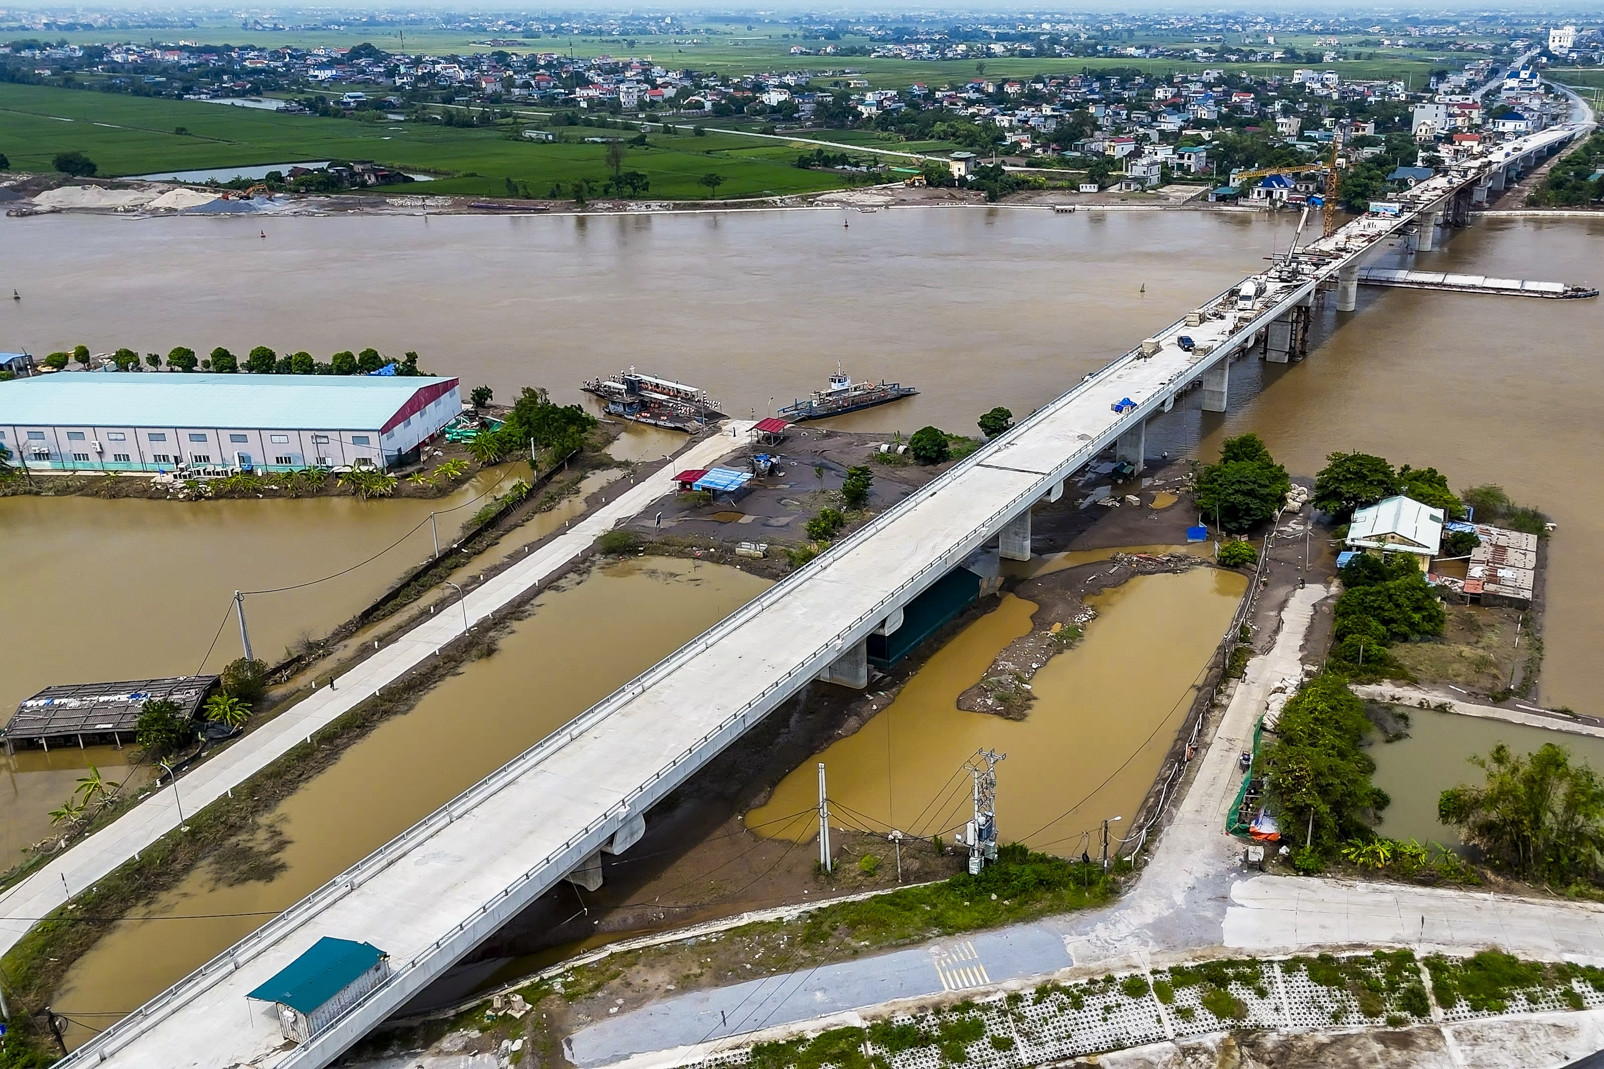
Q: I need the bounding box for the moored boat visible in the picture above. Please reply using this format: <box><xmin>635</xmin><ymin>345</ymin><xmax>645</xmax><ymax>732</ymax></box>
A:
<box><xmin>777</xmin><ymin>366</ymin><xmax>917</xmax><ymax>422</ymax></box>
<box><xmin>582</xmin><ymin>368</ymin><xmax>726</xmax><ymax>433</ymax></box>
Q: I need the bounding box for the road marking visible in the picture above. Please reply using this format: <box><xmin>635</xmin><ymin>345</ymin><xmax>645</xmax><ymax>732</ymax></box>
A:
<box><xmin>932</xmin><ymin>940</ymin><xmax>991</xmax><ymax>992</ymax></box>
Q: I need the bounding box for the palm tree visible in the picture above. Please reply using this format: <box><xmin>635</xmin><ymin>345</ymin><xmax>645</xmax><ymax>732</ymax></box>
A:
<box><xmin>50</xmin><ymin>797</ymin><xmax>87</xmax><ymax>827</ymax></box>
<box><xmin>204</xmin><ymin>693</ymin><xmax>251</xmax><ymax>729</ymax></box>
<box><xmin>73</xmin><ymin>764</ymin><xmax>120</xmax><ymax>807</ymax></box>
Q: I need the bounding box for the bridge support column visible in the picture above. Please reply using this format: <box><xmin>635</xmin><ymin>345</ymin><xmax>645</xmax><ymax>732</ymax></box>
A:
<box><xmin>998</xmin><ymin>510</ymin><xmax>1032</xmax><ymax>562</ymax></box>
<box><xmin>1416</xmin><ymin>211</ymin><xmax>1438</xmax><ymax>252</ymax></box>
<box><xmin>1201</xmin><ymin>361</ymin><xmax>1229</xmax><ymax>413</ymax></box>
<box><xmin>1336</xmin><ymin>264</ymin><xmax>1360</xmax><ymax>313</ymax></box>
<box><xmin>604</xmin><ymin>813</ymin><xmax>646</xmax><ymax>855</ymax></box>
<box><xmin>565</xmin><ymin>849</ymin><xmax>604</xmax><ymax>892</ymax></box>
<box><xmin>1264</xmin><ymin>315</ymin><xmax>1295</xmax><ymax>363</ymax></box>
<box><xmin>1114</xmin><ymin>420</ymin><xmax>1145</xmax><ymax>473</ymax></box>
<box><xmin>819</xmin><ymin>638</ymin><xmax>869</xmax><ymax>689</ymax></box>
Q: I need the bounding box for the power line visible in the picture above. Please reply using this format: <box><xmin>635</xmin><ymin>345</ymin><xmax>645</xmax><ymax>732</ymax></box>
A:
<box><xmin>193</xmin><ymin>600</ymin><xmax>237</xmax><ymax>675</ymax></box>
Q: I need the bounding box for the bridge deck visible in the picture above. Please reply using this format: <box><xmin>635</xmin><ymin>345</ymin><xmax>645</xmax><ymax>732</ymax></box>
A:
<box><xmin>63</xmin><ymin>119</ymin><xmax>1590</xmax><ymax>1069</ymax></box>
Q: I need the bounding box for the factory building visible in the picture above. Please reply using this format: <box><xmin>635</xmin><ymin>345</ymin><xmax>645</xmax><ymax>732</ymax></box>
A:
<box><xmin>0</xmin><ymin>373</ymin><xmax>461</xmax><ymax>473</ymax></box>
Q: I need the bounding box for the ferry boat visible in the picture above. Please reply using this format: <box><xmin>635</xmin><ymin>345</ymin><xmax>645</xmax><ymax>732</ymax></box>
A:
<box><xmin>776</xmin><ymin>366</ymin><xmax>918</xmax><ymax>422</ymax></box>
<box><xmin>582</xmin><ymin>368</ymin><xmax>727</xmax><ymax>433</ymax></box>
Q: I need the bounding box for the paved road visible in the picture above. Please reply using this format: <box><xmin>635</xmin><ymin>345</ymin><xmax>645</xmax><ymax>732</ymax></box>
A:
<box><xmin>566</xmin><ymin>580</ymin><xmax>1604</xmax><ymax>1069</ymax></box>
<box><xmin>0</xmin><ymin>426</ymin><xmax>752</xmax><ymax>964</ymax></box>
<box><xmin>1351</xmin><ymin>683</ymin><xmax>1604</xmax><ymax>737</ymax></box>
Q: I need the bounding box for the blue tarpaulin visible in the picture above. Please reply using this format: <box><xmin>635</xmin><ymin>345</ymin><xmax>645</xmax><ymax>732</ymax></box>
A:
<box><xmin>1186</xmin><ymin>526</ymin><xmax>1209</xmax><ymax>543</ymax></box>
<box><xmin>1336</xmin><ymin>550</ymin><xmax>1360</xmax><ymax>568</ymax></box>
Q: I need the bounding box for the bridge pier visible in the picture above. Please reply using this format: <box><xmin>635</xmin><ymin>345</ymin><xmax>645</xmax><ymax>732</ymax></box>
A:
<box><xmin>1416</xmin><ymin>210</ymin><xmax>1439</xmax><ymax>252</ymax></box>
<box><xmin>998</xmin><ymin>510</ymin><xmax>1032</xmax><ymax>561</ymax></box>
<box><xmin>1264</xmin><ymin>315</ymin><xmax>1295</xmax><ymax>363</ymax></box>
<box><xmin>1114</xmin><ymin>420</ymin><xmax>1145</xmax><ymax>474</ymax></box>
<box><xmin>1201</xmin><ymin>361</ymin><xmax>1228</xmax><ymax>413</ymax></box>
<box><xmin>819</xmin><ymin>638</ymin><xmax>869</xmax><ymax>689</ymax></box>
<box><xmin>1336</xmin><ymin>263</ymin><xmax>1360</xmax><ymax>312</ymax></box>
<box><xmin>604</xmin><ymin>813</ymin><xmax>646</xmax><ymax>855</ymax></box>
<box><xmin>565</xmin><ymin>849</ymin><xmax>604</xmax><ymax>892</ymax></box>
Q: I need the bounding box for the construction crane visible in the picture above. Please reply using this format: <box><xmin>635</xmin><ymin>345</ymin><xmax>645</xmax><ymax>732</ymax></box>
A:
<box><xmin>1322</xmin><ymin>123</ymin><xmax>1348</xmax><ymax>237</ymax></box>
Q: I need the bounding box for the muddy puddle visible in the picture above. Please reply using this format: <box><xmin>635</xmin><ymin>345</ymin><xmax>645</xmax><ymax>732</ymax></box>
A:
<box><xmin>51</xmin><ymin>557</ymin><xmax>769</xmax><ymax>1039</ymax></box>
<box><xmin>748</xmin><ymin>566</ymin><xmax>1246</xmax><ymax>856</ymax></box>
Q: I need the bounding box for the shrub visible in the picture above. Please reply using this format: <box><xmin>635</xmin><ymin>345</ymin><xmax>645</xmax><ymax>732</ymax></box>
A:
<box><xmin>805</xmin><ymin>508</ymin><xmax>846</xmax><ymax>542</ymax></box>
<box><xmin>135</xmin><ymin>698</ymin><xmax>193</xmax><ymax>759</ymax></box>
<box><xmin>1121</xmin><ymin>975</ymin><xmax>1150</xmax><ymax>998</ymax></box>
<box><xmin>220</xmin><ymin>657</ymin><xmax>268</xmax><ymax>704</ymax></box>
<box><xmin>1218</xmin><ymin>540</ymin><xmax>1258</xmax><ymax>568</ymax></box>
<box><xmin>857</xmin><ymin>853</ymin><xmax>881</xmax><ymax>876</ymax></box>
<box><xmin>53</xmin><ymin>150</ymin><xmax>97</xmax><ymax>176</ymax></box>
<box><xmin>977</xmin><ymin>406</ymin><xmax>1013</xmax><ymax>438</ymax></box>
<box><xmin>597</xmin><ymin>529</ymin><xmax>640</xmax><ymax>555</ymax></box>
<box><xmin>839</xmin><ymin>466</ymin><xmax>873</xmax><ymax>509</ymax></box>
<box><xmin>1261</xmin><ymin>674</ymin><xmax>1389</xmax><ymax>857</ymax></box>
<box><xmin>1334</xmin><ymin>572</ymin><xmax>1445</xmax><ymax>641</ymax></box>
<box><xmin>908</xmin><ymin>425</ymin><xmax>952</xmax><ymax>464</ymax></box>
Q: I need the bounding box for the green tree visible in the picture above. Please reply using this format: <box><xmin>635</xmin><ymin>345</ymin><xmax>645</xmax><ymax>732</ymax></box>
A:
<box><xmin>72</xmin><ymin>344</ymin><xmax>91</xmax><ymax>366</ymax></box>
<box><xmin>1261</xmin><ymin>673</ymin><xmax>1389</xmax><ymax>856</ymax></box>
<box><xmin>209</xmin><ymin>346</ymin><xmax>238</xmax><ymax>373</ymax></box>
<box><xmin>1312</xmin><ymin>452</ymin><xmax>1399</xmax><ymax>521</ymax></box>
<box><xmin>1217</xmin><ymin>539</ymin><xmax>1258</xmax><ymax>567</ymax></box>
<box><xmin>220</xmin><ymin>657</ymin><xmax>269</xmax><ymax>705</ymax></box>
<box><xmin>166</xmin><ymin>346</ymin><xmax>198</xmax><ymax>372</ymax></box>
<box><xmin>470</xmin><ymin>384</ymin><xmax>494</xmax><ymax>410</ymax></box>
<box><xmin>289</xmin><ymin>351</ymin><xmax>316</xmax><ymax>375</ymax></box>
<box><xmin>1439</xmin><ymin>743</ymin><xmax>1604</xmax><ymax>885</ymax></box>
<box><xmin>1397</xmin><ymin>465</ymin><xmax>1462</xmax><ymax>519</ymax></box>
<box><xmin>357</xmin><ymin>347</ymin><xmax>385</xmax><ymax>373</ymax></box>
<box><xmin>805</xmin><ymin>507</ymin><xmax>846</xmax><ymax>541</ymax></box>
<box><xmin>42</xmin><ymin>351</ymin><xmax>70</xmax><ymax>370</ymax></box>
<box><xmin>698</xmin><ymin>172</ymin><xmax>726</xmax><ymax>198</ymax></box>
<box><xmin>73</xmin><ymin>764</ymin><xmax>119</xmax><ymax>807</ymax></box>
<box><xmin>145</xmin><ymin>352</ymin><xmax>162</xmax><ymax>369</ymax></box>
<box><xmin>908</xmin><ymin>425</ymin><xmax>951</xmax><ymax>464</ymax></box>
<box><xmin>840</xmin><ymin>466</ymin><xmax>873</xmax><ymax>509</ymax></box>
<box><xmin>0</xmin><ymin>152</ymin><xmax>9</xmax><ymax>170</ymax></box>
<box><xmin>203</xmin><ymin>692</ymin><xmax>252</xmax><ymax>729</ymax></box>
<box><xmin>1194</xmin><ymin>433</ymin><xmax>1290</xmax><ymax>532</ymax></box>
<box><xmin>111</xmin><ymin>347</ymin><xmax>140</xmax><ymax>371</ymax></box>
<box><xmin>245</xmin><ymin>345</ymin><xmax>277</xmax><ymax>374</ymax></box>
<box><xmin>135</xmin><ymin>698</ymin><xmax>193</xmax><ymax>759</ymax></box>
<box><xmin>52</xmin><ymin>150</ymin><xmax>97</xmax><ymax>176</ymax></box>
<box><xmin>1218</xmin><ymin>432</ymin><xmax>1273</xmax><ymax>466</ymax></box>
<box><xmin>1333</xmin><ymin>571</ymin><xmax>1445</xmax><ymax>641</ymax></box>
<box><xmin>977</xmin><ymin>406</ymin><xmax>1013</xmax><ymax>438</ymax></box>
<box><xmin>330</xmin><ymin>350</ymin><xmax>358</xmax><ymax>375</ymax></box>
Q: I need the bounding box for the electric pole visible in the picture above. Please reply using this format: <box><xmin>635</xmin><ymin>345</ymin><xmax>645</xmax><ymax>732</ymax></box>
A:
<box><xmin>962</xmin><ymin>749</ymin><xmax>1005</xmax><ymax>876</ymax></box>
<box><xmin>817</xmin><ymin>762</ymin><xmax>831</xmax><ymax>874</ymax></box>
<box><xmin>234</xmin><ymin>591</ymin><xmax>254</xmax><ymax>662</ymax></box>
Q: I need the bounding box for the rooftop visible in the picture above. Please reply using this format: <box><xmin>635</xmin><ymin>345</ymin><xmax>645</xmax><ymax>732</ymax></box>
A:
<box><xmin>246</xmin><ymin>937</ymin><xmax>387</xmax><ymax>1014</ymax></box>
<box><xmin>4</xmin><ymin>675</ymin><xmax>217</xmax><ymax>743</ymax></box>
<box><xmin>0</xmin><ymin>373</ymin><xmax>458</xmax><ymax>432</ymax></box>
<box><xmin>1347</xmin><ymin>495</ymin><xmax>1445</xmax><ymax>556</ymax></box>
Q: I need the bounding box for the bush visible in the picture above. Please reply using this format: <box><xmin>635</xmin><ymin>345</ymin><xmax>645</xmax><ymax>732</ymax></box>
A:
<box><xmin>839</xmin><ymin>466</ymin><xmax>873</xmax><ymax>509</ymax></box>
<box><xmin>597</xmin><ymin>528</ymin><xmax>640</xmax><ymax>555</ymax></box>
<box><xmin>805</xmin><ymin>507</ymin><xmax>846</xmax><ymax>542</ymax></box>
<box><xmin>1333</xmin><ymin>572</ymin><xmax>1445</xmax><ymax>641</ymax></box>
<box><xmin>52</xmin><ymin>150</ymin><xmax>97</xmax><ymax>176</ymax></box>
<box><xmin>135</xmin><ymin>698</ymin><xmax>193</xmax><ymax>760</ymax></box>
<box><xmin>977</xmin><ymin>406</ymin><xmax>1013</xmax><ymax>438</ymax></box>
<box><xmin>1217</xmin><ymin>540</ymin><xmax>1258</xmax><ymax>567</ymax></box>
<box><xmin>908</xmin><ymin>425</ymin><xmax>952</xmax><ymax>464</ymax></box>
<box><xmin>220</xmin><ymin>657</ymin><xmax>269</xmax><ymax>704</ymax></box>
<box><xmin>1261</xmin><ymin>674</ymin><xmax>1389</xmax><ymax>857</ymax></box>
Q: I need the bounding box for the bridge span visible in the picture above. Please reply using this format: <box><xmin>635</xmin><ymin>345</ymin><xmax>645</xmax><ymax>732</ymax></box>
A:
<box><xmin>61</xmin><ymin>120</ymin><xmax>1590</xmax><ymax>1069</ymax></box>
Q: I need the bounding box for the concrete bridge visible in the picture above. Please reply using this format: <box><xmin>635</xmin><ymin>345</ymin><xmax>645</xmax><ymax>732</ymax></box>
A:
<box><xmin>59</xmin><ymin>121</ymin><xmax>1593</xmax><ymax>1069</ymax></box>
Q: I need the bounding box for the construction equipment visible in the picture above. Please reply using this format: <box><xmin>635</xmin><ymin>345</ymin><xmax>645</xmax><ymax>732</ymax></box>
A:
<box><xmin>1322</xmin><ymin>123</ymin><xmax>1347</xmax><ymax>237</ymax></box>
<box><xmin>243</xmin><ymin>184</ymin><xmax>271</xmax><ymax>199</ymax></box>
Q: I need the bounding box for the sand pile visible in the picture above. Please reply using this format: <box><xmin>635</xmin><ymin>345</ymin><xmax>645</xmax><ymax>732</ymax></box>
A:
<box><xmin>148</xmin><ymin>188</ymin><xmax>220</xmax><ymax>211</ymax></box>
<box><xmin>33</xmin><ymin>185</ymin><xmax>158</xmax><ymax>210</ymax></box>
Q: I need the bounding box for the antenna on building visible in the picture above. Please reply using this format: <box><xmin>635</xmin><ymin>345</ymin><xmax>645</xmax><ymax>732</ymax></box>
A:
<box><xmin>961</xmin><ymin>748</ymin><xmax>1005</xmax><ymax>875</ymax></box>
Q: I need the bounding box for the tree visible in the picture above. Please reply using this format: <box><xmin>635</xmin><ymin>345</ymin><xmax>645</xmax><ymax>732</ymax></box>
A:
<box><xmin>1442</xmin><ymin>529</ymin><xmax>1481</xmax><ymax>558</ymax></box>
<box><xmin>210</xmin><ymin>346</ymin><xmax>237</xmax><ymax>373</ymax></box>
<box><xmin>245</xmin><ymin>345</ymin><xmax>277</xmax><ymax>374</ymax></box>
<box><xmin>357</xmin><ymin>347</ymin><xmax>385</xmax><ymax>373</ymax></box>
<box><xmin>220</xmin><ymin>657</ymin><xmax>269</xmax><ymax>705</ymax></box>
<box><xmin>805</xmin><ymin>507</ymin><xmax>846</xmax><ymax>541</ymax></box>
<box><xmin>145</xmin><ymin>353</ymin><xmax>162</xmax><ymax>369</ymax></box>
<box><xmin>1397</xmin><ymin>465</ymin><xmax>1462</xmax><ymax>519</ymax></box>
<box><xmin>908</xmin><ymin>425</ymin><xmax>951</xmax><ymax>464</ymax></box>
<box><xmin>72</xmin><ymin>344</ymin><xmax>91</xmax><ymax>366</ymax></box>
<box><xmin>1312</xmin><ymin>452</ymin><xmax>1399</xmax><ymax>521</ymax></box>
<box><xmin>111</xmin><ymin>347</ymin><xmax>140</xmax><ymax>371</ymax></box>
<box><xmin>470</xmin><ymin>385</ymin><xmax>494</xmax><ymax>410</ymax></box>
<box><xmin>290</xmin><ymin>351</ymin><xmax>316</xmax><ymax>375</ymax></box>
<box><xmin>1333</xmin><ymin>571</ymin><xmax>1445</xmax><ymax>641</ymax></box>
<box><xmin>42</xmin><ymin>351</ymin><xmax>70</xmax><ymax>370</ymax></box>
<box><xmin>1218</xmin><ymin>539</ymin><xmax>1258</xmax><ymax>567</ymax></box>
<box><xmin>1439</xmin><ymin>743</ymin><xmax>1604</xmax><ymax>885</ymax></box>
<box><xmin>203</xmin><ymin>693</ymin><xmax>251</xmax><ymax>729</ymax></box>
<box><xmin>53</xmin><ymin>150</ymin><xmax>97</xmax><ymax>176</ymax></box>
<box><xmin>330</xmin><ymin>350</ymin><xmax>358</xmax><ymax>375</ymax></box>
<box><xmin>1261</xmin><ymin>673</ymin><xmax>1389</xmax><ymax>857</ymax></box>
<box><xmin>0</xmin><ymin>152</ymin><xmax>9</xmax><ymax>170</ymax></box>
<box><xmin>1218</xmin><ymin>432</ymin><xmax>1273</xmax><ymax>466</ymax></box>
<box><xmin>605</xmin><ymin>139</ymin><xmax>627</xmax><ymax>179</ymax></box>
<box><xmin>698</xmin><ymin>172</ymin><xmax>725</xmax><ymax>198</ymax></box>
<box><xmin>840</xmin><ymin>466</ymin><xmax>873</xmax><ymax>509</ymax></box>
<box><xmin>977</xmin><ymin>406</ymin><xmax>1013</xmax><ymax>438</ymax></box>
<box><xmin>135</xmin><ymin>698</ymin><xmax>193</xmax><ymax>759</ymax></box>
<box><xmin>74</xmin><ymin>764</ymin><xmax>119</xmax><ymax>807</ymax></box>
<box><xmin>1194</xmin><ymin>433</ymin><xmax>1289</xmax><ymax>532</ymax></box>
<box><xmin>167</xmin><ymin>346</ymin><xmax>198</xmax><ymax>372</ymax></box>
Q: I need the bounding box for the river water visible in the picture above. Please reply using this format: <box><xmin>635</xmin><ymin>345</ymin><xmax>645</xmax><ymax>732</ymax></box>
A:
<box><xmin>52</xmin><ymin>556</ymin><xmax>769</xmax><ymax>1042</ymax></box>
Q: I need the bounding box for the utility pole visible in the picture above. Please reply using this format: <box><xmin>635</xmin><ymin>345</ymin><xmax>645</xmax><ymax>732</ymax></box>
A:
<box><xmin>817</xmin><ymin>763</ymin><xmax>831</xmax><ymax>874</ymax></box>
<box><xmin>963</xmin><ymin>749</ymin><xmax>1005</xmax><ymax>876</ymax></box>
<box><xmin>430</xmin><ymin>512</ymin><xmax>440</xmax><ymax>559</ymax></box>
<box><xmin>234</xmin><ymin>591</ymin><xmax>254</xmax><ymax>662</ymax></box>
<box><xmin>1101</xmin><ymin>815</ymin><xmax>1122</xmax><ymax>871</ymax></box>
<box><xmin>890</xmin><ymin>830</ymin><xmax>904</xmax><ymax>883</ymax></box>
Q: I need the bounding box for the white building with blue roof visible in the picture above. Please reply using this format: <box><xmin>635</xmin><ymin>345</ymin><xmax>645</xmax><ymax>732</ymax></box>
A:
<box><xmin>0</xmin><ymin>372</ymin><xmax>461</xmax><ymax>474</ymax></box>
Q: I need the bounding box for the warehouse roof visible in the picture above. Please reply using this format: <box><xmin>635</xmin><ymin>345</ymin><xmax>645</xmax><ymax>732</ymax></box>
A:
<box><xmin>0</xmin><ymin>373</ymin><xmax>458</xmax><ymax>432</ymax></box>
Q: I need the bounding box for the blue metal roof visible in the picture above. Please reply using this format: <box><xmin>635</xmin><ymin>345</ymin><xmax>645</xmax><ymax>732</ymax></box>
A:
<box><xmin>693</xmin><ymin>468</ymin><xmax>753</xmax><ymax>493</ymax></box>
<box><xmin>0</xmin><ymin>372</ymin><xmax>456</xmax><ymax>432</ymax></box>
<box><xmin>247</xmin><ymin>937</ymin><xmax>386</xmax><ymax>1014</ymax></box>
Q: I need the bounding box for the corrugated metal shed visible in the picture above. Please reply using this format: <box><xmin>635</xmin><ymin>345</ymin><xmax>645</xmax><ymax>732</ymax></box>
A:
<box><xmin>4</xmin><ymin>675</ymin><xmax>217</xmax><ymax>749</ymax></box>
<box><xmin>247</xmin><ymin>937</ymin><xmax>387</xmax><ymax>1014</ymax></box>
<box><xmin>0</xmin><ymin>373</ymin><xmax>457</xmax><ymax>431</ymax></box>
<box><xmin>693</xmin><ymin>468</ymin><xmax>753</xmax><ymax>493</ymax></box>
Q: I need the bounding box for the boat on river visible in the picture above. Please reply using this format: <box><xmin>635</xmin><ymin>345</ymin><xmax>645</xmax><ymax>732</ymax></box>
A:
<box><xmin>582</xmin><ymin>368</ymin><xmax>726</xmax><ymax>433</ymax></box>
<box><xmin>777</xmin><ymin>366</ymin><xmax>918</xmax><ymax>422</ymax></box>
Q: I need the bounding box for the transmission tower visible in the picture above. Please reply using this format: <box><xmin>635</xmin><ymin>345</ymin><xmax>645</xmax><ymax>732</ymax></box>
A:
<box><xmin>961</xmin><ymin>749</ymin><xmax>1005</xmax><ymax>875</ymax></box>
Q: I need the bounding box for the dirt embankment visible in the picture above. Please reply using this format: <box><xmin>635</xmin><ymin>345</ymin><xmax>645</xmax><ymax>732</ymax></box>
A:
<box><xmin>960</xmin><ymin>552</ymin><xmax>1214</xmax><ymax>719</ymax></box>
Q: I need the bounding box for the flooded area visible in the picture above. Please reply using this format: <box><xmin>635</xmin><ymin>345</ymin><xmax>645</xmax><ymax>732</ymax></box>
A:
<box><xmin>1368</xmin><ymin>709</ymin><xmax>1604</xmax><ymax>850</ymax></box>
<box><xmin>51</xmin><ymin>556</ymin><xmax>769</xmax><ymax>1041</ymax></box>
<box><xmin>749</xmin><ymin>566</ymin><xmax>1246</xmax><ymax>856</ymax></box>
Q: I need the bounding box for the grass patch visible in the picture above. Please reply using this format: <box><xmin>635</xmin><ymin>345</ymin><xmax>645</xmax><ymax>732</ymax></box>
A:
<box><xmin>1424</xmin><ymin>950</ymin><xmax>1565</xmax><ymax>1013</ymax></box>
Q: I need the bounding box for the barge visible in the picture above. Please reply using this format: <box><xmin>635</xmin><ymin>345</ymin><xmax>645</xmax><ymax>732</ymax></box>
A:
<box><xmin>582</xmin><ymin>368</ymin><xmax>727</xmax><ymax>433</ymax></box>
<box><xmin>777</xmin><ymin>366</ymin><xmax>918</xmax><ymax>422</ymax></box>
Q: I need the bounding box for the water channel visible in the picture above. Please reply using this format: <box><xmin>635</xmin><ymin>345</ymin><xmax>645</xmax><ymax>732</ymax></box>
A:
<box><xmin>51</xmin><ymin>556</ymin><xmax>770</xmax><ymax>1042</ymax></box>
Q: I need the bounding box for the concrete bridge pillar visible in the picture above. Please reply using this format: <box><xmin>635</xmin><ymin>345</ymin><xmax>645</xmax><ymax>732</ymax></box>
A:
<box><xmin>819</xmin><ymin>638</ymin><xmax>869</xmax><ymax>689</ymax></box>
<box><xmin>565</xmin><ymin>849</ymin><xmax>604</xmax><ymax>892</ymax></box>
<box><xmin>1416</xmin><ymin>210</ymin><xmax>1439</xmax><ymax>252</ymax></box>
<box><xmin>1043</xmin><ymin>479</ymin><xmax>1064</xmax><ymax>504</ymax></box>
<box><xmin>998</xmin><ymin>510</ymin><xmax>1032</xmax><ymax>562</ymax></box>
<box><xmin>875</xmin><ymin>607</ymin><xmax>904</xmax><ymax>636</ymax></box>
<box><xmin>1264</xmin><ymin>315</ymin><xmax>1295</xmax><ymax>363</ymax></box>
<box><xmin>1201</xmin><ymin>361</ymin><xmax>1229</xmax><ymax>413</ymax></box>
<box><xmin>604</xmin><ymin>813</ymin><xmax>646</xmax><ymax>855</ymax></box>
<box><xmin>1489</xmin><ymin>167</ymin><xmax>1507</xmax><ymax>192</ymax></box>
<box><xmin>1336</xmin><ymin>263</ymin><xmax>1360</xmax><ymax>313</ymax></box>
<box><xmin>1114</xmin><ymin>419</ymin><xmax>1145</xmax><ymax>473</ymax></box>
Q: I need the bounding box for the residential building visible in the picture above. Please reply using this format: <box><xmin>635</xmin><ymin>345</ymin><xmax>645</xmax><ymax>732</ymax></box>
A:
<box><xmin>1345</xmin><ymin>495</ymin><xmax>1445</xmax><ymax>569</ymax></box>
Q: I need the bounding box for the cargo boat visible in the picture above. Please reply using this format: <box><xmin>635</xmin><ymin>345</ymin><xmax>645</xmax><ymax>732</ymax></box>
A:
<box><xmin>777</xmin><ymin>367</ymin><xmax>918</xmax><ymax>422</ymax></box>
<box><xmin>582</xmin><ymin>368</ymin><xmax>726</xmax><ymax>433</ymax></box>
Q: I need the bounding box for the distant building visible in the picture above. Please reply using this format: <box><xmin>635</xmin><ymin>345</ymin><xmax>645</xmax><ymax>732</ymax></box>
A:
<box><xmin>1346</xmin><ymin>495</ymin><xmax>1444</xmax><ymax>568</ymax></box>
<box><xmin>948</xmin><ymin>151</ymin><xmax>978</xmax><ymax>179</ymax></box>
<box><xmin>1549</xmin><ymin>25</ymin><xmax>1577</xmax><ymax>53</ymax></box>
<box><xmin>0</xmin><ymin>373</ymin><xmax>461</xmax><ymax>474</ymax></box>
